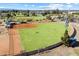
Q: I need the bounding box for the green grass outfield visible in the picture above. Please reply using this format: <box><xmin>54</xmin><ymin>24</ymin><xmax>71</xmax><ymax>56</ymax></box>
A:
<box><xmin>19</xmin><ymin>22</ymin><xmax>65</xmax><ymax>52</ymax></box>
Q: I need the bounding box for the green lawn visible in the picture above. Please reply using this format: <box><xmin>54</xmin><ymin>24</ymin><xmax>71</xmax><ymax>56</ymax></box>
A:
<box><xmin>19</xmin><ymin>23</ymin><xmax>65</xmax><ymax>52</ymax></box>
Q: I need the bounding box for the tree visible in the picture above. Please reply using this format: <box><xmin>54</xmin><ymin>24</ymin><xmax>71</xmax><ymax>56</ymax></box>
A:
<box><xmin>42</xmin><ymin>12</ymin><xmax>48</xmax><ymax>16</ymax></box>
<box><xmin>61</xmin><ymin>30</ymin><xmax>70</xmax><ymax>46</ymax></box>
<box><xmin>26</xmin><ymin>10</ymin><xmax>30</xmax><ymax>16</ymax></box>
<box><xmin>52</xmin><ymin>9</ymin><xmax>62</xmax><ymax>14</ymax></box>
<box><xmin>46</xmin><ymin>15</ymin><xmax>52</xmax><ymax>20</ymax></box>
<box><xmin>32</xmin><ymin>12</ymin><xmax>37</xmax><ymax>16</ymax></box>
<box><xmin>68</xmin><ymin>14</ymin><xmax>74</xmax><ymax>22</ymax></box>
<box><xmin>6</xmin><ymin>13</ymin><xmax>12</xmax><ymax>19</ymax></box>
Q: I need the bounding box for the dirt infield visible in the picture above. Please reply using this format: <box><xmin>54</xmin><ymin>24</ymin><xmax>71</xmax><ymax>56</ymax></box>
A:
<box><xmin>8</xmin><ymin>28</ymin><xmax>21</xmax><ymax>55</ymax></box>
<box><xmin>13</xmin><ymin>23</ymin><xmax>37</xmax><ymax>28</ymax></box>
<box><xmin>8</xmin><ymin>23</ymin><xmax>38</xmax><ymax>55</ymax></box>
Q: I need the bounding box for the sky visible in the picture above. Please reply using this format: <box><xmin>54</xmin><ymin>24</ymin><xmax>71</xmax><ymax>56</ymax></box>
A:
<box><xmin>0</xmin><ymin>3</ymin><xmax>79</xmax><ymax>10</ymax></box>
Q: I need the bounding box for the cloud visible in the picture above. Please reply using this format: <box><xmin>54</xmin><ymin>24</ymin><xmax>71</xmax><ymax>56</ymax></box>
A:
<box><xmin>39</xmin><ymin>5</ymin><xmax>48</xmax><ymax>8</ymax></box>
<box><xmin>24</xmin><ymin>4</ymin><xmax>28</xmax><ymax>7</ymax></box>
<box><xmin>0</xmin><ymin>7</ymin><xmax>6</xmax><ymax>8</ymax></box>
<box><xmin>74</xmin><ymin>3</ymin><xmax>79</xmax><ymax>5</ymax></box>
<box><xmin>39</xmin><ymin>4</ymin><xmax>74</xmax><ymax>10</ymax></box>
<box><xmin>48</xmin><ymin>4</ymin><xmax>64</xmax><ymax>9</ymax></box>
<box><xmin>31</xmin><ymin>5</ymin><xmax>35</xmax><ymax>7</ymax></box>
<box><xmin>67</xmin><ymin>5</ymin><xmax>72</xmax><ymax>8</ymax></box>
<box><xmin>19</xmin><ymin>3</ymin><xmax>74</xmax><ymax>10</ymax></box>
<box><xmin>39</xmin><ymin>4</ymin><xmax>64</xmax><ymax>10</ymax></box>
<box><xmin>66</xmin><ymin>3</ymin><xmax>71</xmax><ymax>4</ymax></box>
<box><xmin>0</xmin><ymin>3</ymin><xmax>77</xmax><ymax>10</ymax></box>
<box><xmin>24</xmin><ymin>4</ymin><xmax>35</xmax><ymax>7</ymax></box>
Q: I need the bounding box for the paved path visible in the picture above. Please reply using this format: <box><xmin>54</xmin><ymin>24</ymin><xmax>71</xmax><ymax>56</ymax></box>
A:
<box><xmin>71</xmin><ymin>23</ymin><xmax>79</xmax><ymax>55</ymax></box>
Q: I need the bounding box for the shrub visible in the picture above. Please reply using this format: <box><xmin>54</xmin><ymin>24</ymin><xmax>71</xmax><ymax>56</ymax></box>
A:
<box><xmin>46</xmin><ymin>15</ymin><xmax>52</xmax><ymax>20</ymax></box>
<box><xmin>27</xmin><ymin>19</ymin><xmax>32</xmax><ymax>22</ymax></box>
<box><xmin>36</xmin><ymin>19</ymin><xmax>39</xmax><ymax>21</ymax></box>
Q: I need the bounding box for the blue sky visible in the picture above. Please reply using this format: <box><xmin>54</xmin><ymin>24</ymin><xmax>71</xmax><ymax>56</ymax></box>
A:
<box><xmin>0</xmin><ymin>3</ymin><xmax>79</xmax><ymax>10</ymax></box>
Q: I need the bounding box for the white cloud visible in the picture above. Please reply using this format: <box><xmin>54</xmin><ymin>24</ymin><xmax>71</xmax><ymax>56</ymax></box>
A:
<box><xmin>23</xmin><ymin>4</ymin><xmax>65</xmax><ymax>10</ymax></box>
<box><xmin>38</xmin><ymin>4</ymin><xmax>74</xmax><ymax>10</ymax></box>
<box><xmin>66</xmin><ymin>3</ymin><xmax>71</xmax><ymax>4</ymax></box>
<box><xmin>39</xmin><ymin>6</ymin><xmax>47</xmax><ymax>8</ymax></box>
<box><xmin>31</xmin><ymin>5</ymin><xmax>35</xmax><ymax>7</ymax></box>
<box><xmin>48</xmin><ymin>4</ymin><xmax>64</xmax><ymax>9</ymax></box>
<box><xmin>24</xmin><ymin>4</ymin><xmax>28</xmax><ymax>7</ymax></box>
<box><xmin>39</xmin><ymin>4</ymin><xmax>64</xmax><ymax>10</ymax></box>
<box><xmin>24</xmin><ymin>4</ymin><xmax>35</xmax><ymax>7</ymax></box>
<box><xmin>67</xmin><ymin>5</ymin><xmax>72</xmax><ymax>8</ymax></box>
<box><xmin>0</xmin><ymin>7</ymin><xmax>5</xmax><ymax>8</ymax></box>
<box><xmin>74</xmin><ymin>3</ymin><xmax>79</xmax><ymax>5</ymax></box>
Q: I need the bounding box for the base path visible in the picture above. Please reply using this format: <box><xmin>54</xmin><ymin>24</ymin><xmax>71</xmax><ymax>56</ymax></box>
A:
<box><xmin>8</xmin><ymin>28</ymin><xmax>21</xmax><ymax>55</ymax></box>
